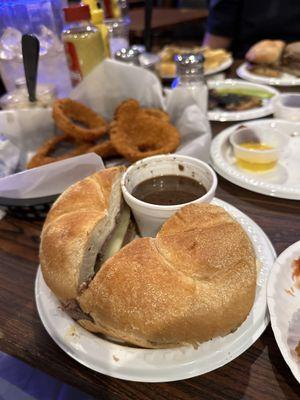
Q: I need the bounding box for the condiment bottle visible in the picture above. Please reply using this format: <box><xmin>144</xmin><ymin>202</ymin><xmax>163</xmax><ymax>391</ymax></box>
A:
<box><xmin>174</xmin><ymin>53</ymin><xmax>208</xmax><ymax>114</ymax></box>
<box><xmin>82</xmin><ymin>0</ymin><xmax>111</xmax><ymax>57</ymax></box>
<box><xmin>62</xmin><ymin>5</ymin><xmax>105</xmax><ymax>86</ymax></box>
<box><xmin>102</xmin><ymin>0</ymin><xmax>122</xmax><ymax>19</ymax></box>
<box><xmin>91</xmin><ymin>9</ymin><xmax>111</xmax><ymax>57</ymax></box>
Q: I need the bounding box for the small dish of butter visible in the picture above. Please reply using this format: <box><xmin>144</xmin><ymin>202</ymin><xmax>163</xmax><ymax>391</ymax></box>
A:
<box><xmin>229</xmin><ymin>125</ymin><xmax>288</xmax><ymax>172</ymax></box>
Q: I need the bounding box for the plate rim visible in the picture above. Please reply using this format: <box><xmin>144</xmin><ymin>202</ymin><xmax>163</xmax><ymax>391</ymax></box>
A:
<box><xmin>210</xmin><ymin>119</ymin><xmax>300</xmax><ymax>200</ymax></box>
<box><xmin>236</xmin><ymin>63</ymin><xmax>300</xmax><ymax>87</ymax></box>
<box><xmin>208</xmin><ymin>79</ymin><xmax>279</xmax><ymax>122</ymax></box>
<box><xmin>267</xmin><ymin>240</ymin><xmax>300</xmax><ymax>383</ymax></box>
<box><xmin>35</xmin><ymin>198</ymin><xmax>276</xmax><ymax>382</ymax></box>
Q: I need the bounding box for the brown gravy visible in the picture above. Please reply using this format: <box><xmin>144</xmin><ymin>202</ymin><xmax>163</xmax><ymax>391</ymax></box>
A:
<box><xmin>131</xmin><ymin>175</ymin><xmax>207</xmax><ymax>206</ymax></box>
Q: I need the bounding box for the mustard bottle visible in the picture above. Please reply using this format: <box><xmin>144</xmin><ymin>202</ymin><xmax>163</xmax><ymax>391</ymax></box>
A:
<box><xmin>91</xmin><ymin>9</ymin><xmax>111</xmax><ymax>57</ymax></box>
<box><xmin>82</xmin><ymin>0</ymin><xmax>111</xmax><ymax>57</ymax></box>
<box><xmin>82</xmin><ymin>0</ymin><xmax>98</xmax><ymax>12</ymax></box>
<box><xmin>62</xmin><ymin>5</ymin><xmax>105</xmax><ymax>86</ymax></box>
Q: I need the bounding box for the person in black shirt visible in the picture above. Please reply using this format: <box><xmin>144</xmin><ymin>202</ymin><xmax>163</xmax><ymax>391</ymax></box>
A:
<box><xmin>203</xmin><ymin>0</ymin><xmax>300</xmax><ymax>57</ymax></box>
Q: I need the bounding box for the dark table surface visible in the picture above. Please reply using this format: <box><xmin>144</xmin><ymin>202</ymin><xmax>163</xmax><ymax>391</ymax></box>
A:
<box><xmin>129</xmin><ymin>7</ymin><xmax>208</xmax><ymax>37</ymax></box>
<box><xmin>0</xmin><ymin>61</ymin><xmax>300</xmax><ymax>399</ymax></box>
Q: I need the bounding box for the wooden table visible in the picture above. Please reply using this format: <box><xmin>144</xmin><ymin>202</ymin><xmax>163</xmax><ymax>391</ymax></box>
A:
<box><xmin>129</xmin><ymin>7</ymin><xmax>208</xmax><ymax>37</ymax></box>
<box><xmin>0</xmin><ymin>61</ymin><xmax>300</xmax><ymax>399</ymax></box>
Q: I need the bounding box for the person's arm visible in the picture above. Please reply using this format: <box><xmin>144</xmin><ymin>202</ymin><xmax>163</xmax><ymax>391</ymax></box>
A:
<box><xmin>203</xmin><ymin>0</ymin><xmax>241</xmax><ymax>49</ymax></box>
<box><xmin>203</xmin><ymin>32</ymin><xmax>232</xmax><ymax>50</ymax></box>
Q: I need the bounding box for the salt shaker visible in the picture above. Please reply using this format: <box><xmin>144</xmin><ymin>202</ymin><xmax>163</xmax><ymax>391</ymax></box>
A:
<box><xmin>174</xmin><ymin>53</ymin><xmax>208</xmax><ymax>114</ymax></box>
<box><xmin>115</xmin><ymin>47</ymin><xmax>141</xmax><ymax>65</ymax></box>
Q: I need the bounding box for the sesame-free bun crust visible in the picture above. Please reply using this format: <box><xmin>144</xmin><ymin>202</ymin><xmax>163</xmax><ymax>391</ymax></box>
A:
<box><xmin>40</xmin><ymin>167</ymin><xmax>125</xmax><ymax>302</ymax></box>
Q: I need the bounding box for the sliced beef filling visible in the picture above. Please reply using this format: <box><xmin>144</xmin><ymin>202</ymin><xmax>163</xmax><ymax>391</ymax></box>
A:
<box><xmin>63</xmin><ymin>299</ymin><xmax>94</xmax><ymax>322</ymax></box>
<box><xmin>122</xmin><ymin>219</ymin><xmax>139</xmax><ymax>247</ymax></box>
<box><xmin>77</xmin><ymin>205</ymin><xmax>137</xmax><ymax>296</ymax></box>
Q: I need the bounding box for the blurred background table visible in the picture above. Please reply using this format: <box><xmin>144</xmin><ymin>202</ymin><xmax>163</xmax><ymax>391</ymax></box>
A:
<box><xmin>0</xmin><ymin>61</ymin><xmax>300</xmax><ymax>399</ymax></box>
<box><xmin>129</xmin><ymin>7</ymin><xmax>208</xmax><ymax>38</ymax></box>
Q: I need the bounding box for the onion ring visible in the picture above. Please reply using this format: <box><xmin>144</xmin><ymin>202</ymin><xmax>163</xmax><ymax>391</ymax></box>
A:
<box><xmin>27</xmin><ymin>134</ymin><xmax>91</xmax><ymax>169</ymax></box>
<box><xmin>143</xmin><ymin>108</ymin><xmax>170</xmax><ymax>122</ymax></box>
<box><xmin>87</xmin><ymin>139</ymin><xmax>120</xmax><ymax>159</ymax></box>
<box><xmin>110</xmin><ymin>99</ymin><xmax>180</xmax><ymax>162</ymax></box>
<box><xmin>53</xmin><ymin>99</ymin><xmax>108</xmax><ymax>142</ymax></box>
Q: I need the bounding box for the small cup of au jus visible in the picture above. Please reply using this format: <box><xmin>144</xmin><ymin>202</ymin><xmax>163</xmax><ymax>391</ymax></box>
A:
<box><xmin>121</xmin><ymin>154</ymin><xmax>218</xmax><ymax>237</ymax></box>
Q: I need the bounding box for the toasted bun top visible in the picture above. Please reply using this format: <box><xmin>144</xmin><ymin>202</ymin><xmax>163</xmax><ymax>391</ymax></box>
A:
<box><xmin>246</xmin><ymin>40</ymin><xmax>286</xmax><ymax>65</ymax></box>
<box><xmin>40</xmin><ymin>166</ymin><xmax>125</xmax><ymax>302</ymax></box>
<box><xmin>78</xmin><ymin>203</ymin><xmax>257</xmax><ymax>348</ymax></box>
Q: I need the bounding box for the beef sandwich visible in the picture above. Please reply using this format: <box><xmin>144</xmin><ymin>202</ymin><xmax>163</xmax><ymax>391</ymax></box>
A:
<box><xmin>281</xmin><ymin>42</ymin><xmax>300</xmax><ymax>77</ymax></box>
<box><xmin>40</xmin><ymin>167</ymin><xmax>257</xmax><ymax>348</ymax></box>
<box><xmin>245</xmin><ymin>40</ymin><xmax>286</xmax><ymax>77</ymax></box>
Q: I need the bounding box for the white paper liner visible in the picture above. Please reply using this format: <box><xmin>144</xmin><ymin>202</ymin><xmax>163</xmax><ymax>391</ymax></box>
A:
<box><xmin>0</xmin><ymin>153</ymin><xmax>104</xmax><ymax>199</ymax></box>
<box><xmin>0</xmin><ymin>136</ymin><xmax>20</xmax><ymax>178</ymax></box>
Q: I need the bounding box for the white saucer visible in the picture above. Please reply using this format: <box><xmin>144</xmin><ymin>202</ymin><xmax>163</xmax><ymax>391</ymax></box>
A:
<box><xmin>35</xmin><ymin>198</ymin><xmax>276</xmax><ymax>382</ymax></box>
<box><xmin>237</xmin><ymin>63</ymin><xmax>300</xmax><ymax>87</ymax></box>
<box><xmin>205</xmin><ymin>57</ymin><xmax>233</xmax><ymax>76</ymax></box>
<box><xmin>210</xmin><ymin>119</ymin><xmax>300</xmax><ymax>200</ymax></box>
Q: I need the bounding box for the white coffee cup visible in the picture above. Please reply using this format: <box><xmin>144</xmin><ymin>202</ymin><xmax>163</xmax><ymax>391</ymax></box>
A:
<box><xmin>121</xmin><ymin>154</ymin><xmax>217</xmax><ymax>237</ymax></box>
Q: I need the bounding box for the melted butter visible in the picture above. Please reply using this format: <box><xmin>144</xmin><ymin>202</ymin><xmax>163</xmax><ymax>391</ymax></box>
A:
<box><xmin>236</xmin><ymin>142</ymin><xmax>277</xmax><ymax>172</ymax></box>
<box><xmin>239</xmin><ymin>142</ymin><xmax>274</xmax><ymax>151</ymax></box>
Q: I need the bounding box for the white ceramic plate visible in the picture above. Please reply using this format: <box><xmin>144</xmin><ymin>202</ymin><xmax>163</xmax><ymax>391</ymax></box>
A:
<box><xmin>35</xmin><ymin>198</ymin><xmax>276</xmax><ymax>383</ymax></box>
<box><xmin>205</xmin><ymin>57</ymin><xmax>233</xmax><ymax>76</ymax></box>
<box><xmin>208</xmin><ymin>79</ymin><xmax>279</xmax><ymax>122</ymax></box>
<box><xmin>267</xmin><ymin>241</ymin><xmax>300</xmax><ymax>383</ymax></box>
<box><xmin>210</xmin><ymin>119</ymin><xmax>300</xmax><ymax>200</ymax></box>
<box><xmin>160</xmin><ymin>57</ymin><xmax>233</xmax><ymax>80</ymax></box>
<box><xmin>237</xmin><ymin>63</ymin><xmax>300</xmax><ymax>87</ymax></box>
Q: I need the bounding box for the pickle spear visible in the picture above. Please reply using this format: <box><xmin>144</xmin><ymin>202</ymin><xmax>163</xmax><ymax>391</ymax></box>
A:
<box><xmin>215</xmin><ymin>87</ymin><xmax>274</xmax><ymax>99</ymax></box>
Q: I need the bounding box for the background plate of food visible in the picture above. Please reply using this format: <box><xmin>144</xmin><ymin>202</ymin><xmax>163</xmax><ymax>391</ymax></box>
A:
<box><xmin>267</xmin><ymin>240</ymin><xmax>300</xmax><ymax>383</ymax></box>
<box><xmin>237</xmin><ymin>63</ymin><xmax>300</xmax><ymax>87</ymax></box>
<box><xmin>157</xmin><ymin>45</ymin><xmax>233</xmax><ymax>79</ymax></box>
<box><xmin>208</xmin><ymin>79</ymin><xmax>279</xmax><ymax>122</ymax></box>
<box><xmin>35</xmin><ymin>196</ymin><xmax>275</xmax><ymax>382</ymax></box>
<box><xmin>210</xmin><ymin>119</ymin><xmax>300</xmax><ymax>200</ymax></box>
<box><xmin>236</xmin><ymin>40</ymin><xmax>300</xmax><ymax>86</ymax></box>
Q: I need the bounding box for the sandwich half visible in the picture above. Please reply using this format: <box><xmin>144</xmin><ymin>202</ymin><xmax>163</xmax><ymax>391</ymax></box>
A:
<box><xmin>40</xmin><ymin>166</ymin><xmax>136</xmax><ymax>304</ymax></box>
<box><xmin>281</xmin><ymin>42</ymin><xmax>300</xmax><ymax>77</ymax></box>
<box><xmin>245</xmin><ymin>40</ymin><xmax>285</xmax><ymax>77</ymax></box>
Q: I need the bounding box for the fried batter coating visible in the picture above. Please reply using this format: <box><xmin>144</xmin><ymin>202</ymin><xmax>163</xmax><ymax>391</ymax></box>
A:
<box><xmin>87</xmin><ymin>139</ymin><xmax>120</xmax><ymax>159</ymax></box>
<box><xmin>27</xmin><ymin>134</ymin><xmax>91</xmax><ymax>169</ymax></box>
<box><xmin>110</xmin><ymin>99</ymin><xmax>180</xmax><ymax>162</ymax></box>
<box><xmin>53</xmin><ymin>99</ymin><xmax>108</xmax><ymax>142</ymax></box>
<box><xmin>143</xmin><ymin>108</ymin><xmax>170</xmax><ymax>122</ymax></box>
